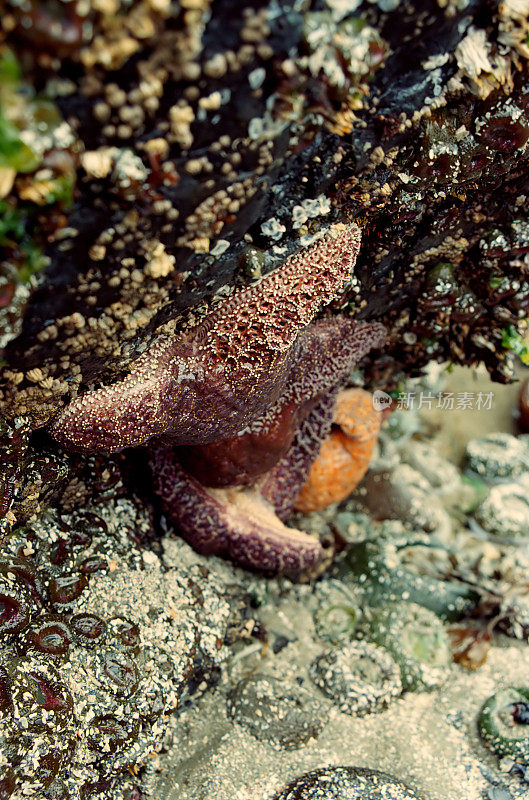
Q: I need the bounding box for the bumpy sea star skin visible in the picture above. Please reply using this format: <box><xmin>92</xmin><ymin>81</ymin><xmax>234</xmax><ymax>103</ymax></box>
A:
<box><xmin>178</xmin><ymin>318</ymin><xmax>386</xmax><ymax>488</ymax></box>
<box><xmin>150</xmin><ymin>319</ymin><xmax>386</xmax><ymax>574</ymax></box>
<box><xmin>49</xmin><ymin>221</ymin><xmax>386</xmax><ymax>574</ymax></box>
<box><xmin>150</xmin><ymin>446</ymin><xmax>325</xmax><ymax>574</ymax></box>
<box><xmin>49</xmin><ymin>223</ymin><xmax>362</xmax><ymax>454</ymax></box>
<box><xmin>257</xmin><ymin>325</ymin><xmax>386</xmax><ymax>524</ymax></box>
<box><xmin>260</xmin><ymin>393</ymin><xmax>339</xmax><ymax>523</ymax></box>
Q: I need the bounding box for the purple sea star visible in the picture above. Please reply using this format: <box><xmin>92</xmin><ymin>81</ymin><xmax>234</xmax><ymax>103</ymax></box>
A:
<box><xmin>149</xmin><ymin>448</ymin><xmax>324</xmax><ymax>574</ymax></box>
<box><xmin>49</xmin><ymin>223</ymin><xmax>363</xmax><ymax>454</ymax></box>
<box><xmin>49</xmin><ymin>221</ymin><xmax>386</xmax><ymax>574</ymax></box>
<box><xmin>149</xmin><ymin>316</ymin><xmax>385</xmax><ymax>574</ymax></box>
<box><xmin>176</xmin><ymin>317</ymin><xmax>384</xmax><ymax>488</ymax></box>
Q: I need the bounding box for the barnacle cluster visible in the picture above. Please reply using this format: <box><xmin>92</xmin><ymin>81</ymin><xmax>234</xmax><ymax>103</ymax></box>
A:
<box><xmin>0</xmin><ymin>0</ymin><xmax>527</xmax><ymax>429</ymax></box>
<box><xmin>355</xmin><ymin>72</ymin><xmax>529</xmax><ymax>384</ymax></box>
<box><xmin>290</xmin><ymin>9</ymin><xmax>387</xmax><ymax>134</ymax></box>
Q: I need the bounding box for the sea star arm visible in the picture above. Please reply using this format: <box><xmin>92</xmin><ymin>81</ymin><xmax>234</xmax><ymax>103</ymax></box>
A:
<box><xmin>149</xmin><ymin>445</ymin><xmax>323</xmax><ymax>575</ymax></box>
<box><xmin>294</xmin><ymin>388</ymin><xmax>383</xmax><ymax>513</ymax></box>
<box><xmin>200</xmin><ymin>222</ymin><xmax>362</xmax><ymax>360</ymax></box>
<box><xmin>49</xmin><ymin>223</ymin><xmax>362</xmax><ymax>454</ymax></box>
<box><xmin>259</xmin><ymin>319</ymin><xmax>386</xmax><ymax>519</ymax></box>
<box><xmin>259</xmin><ymin>392</ymin><xmax>338</xmax><ymax>521</ymax></box>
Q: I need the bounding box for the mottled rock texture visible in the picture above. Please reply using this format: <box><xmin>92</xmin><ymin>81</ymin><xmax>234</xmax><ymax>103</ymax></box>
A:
<box><xmin>0</xmin><ymin>0</ymin><xmax>528</xmax><ymax>520</ymax></box>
